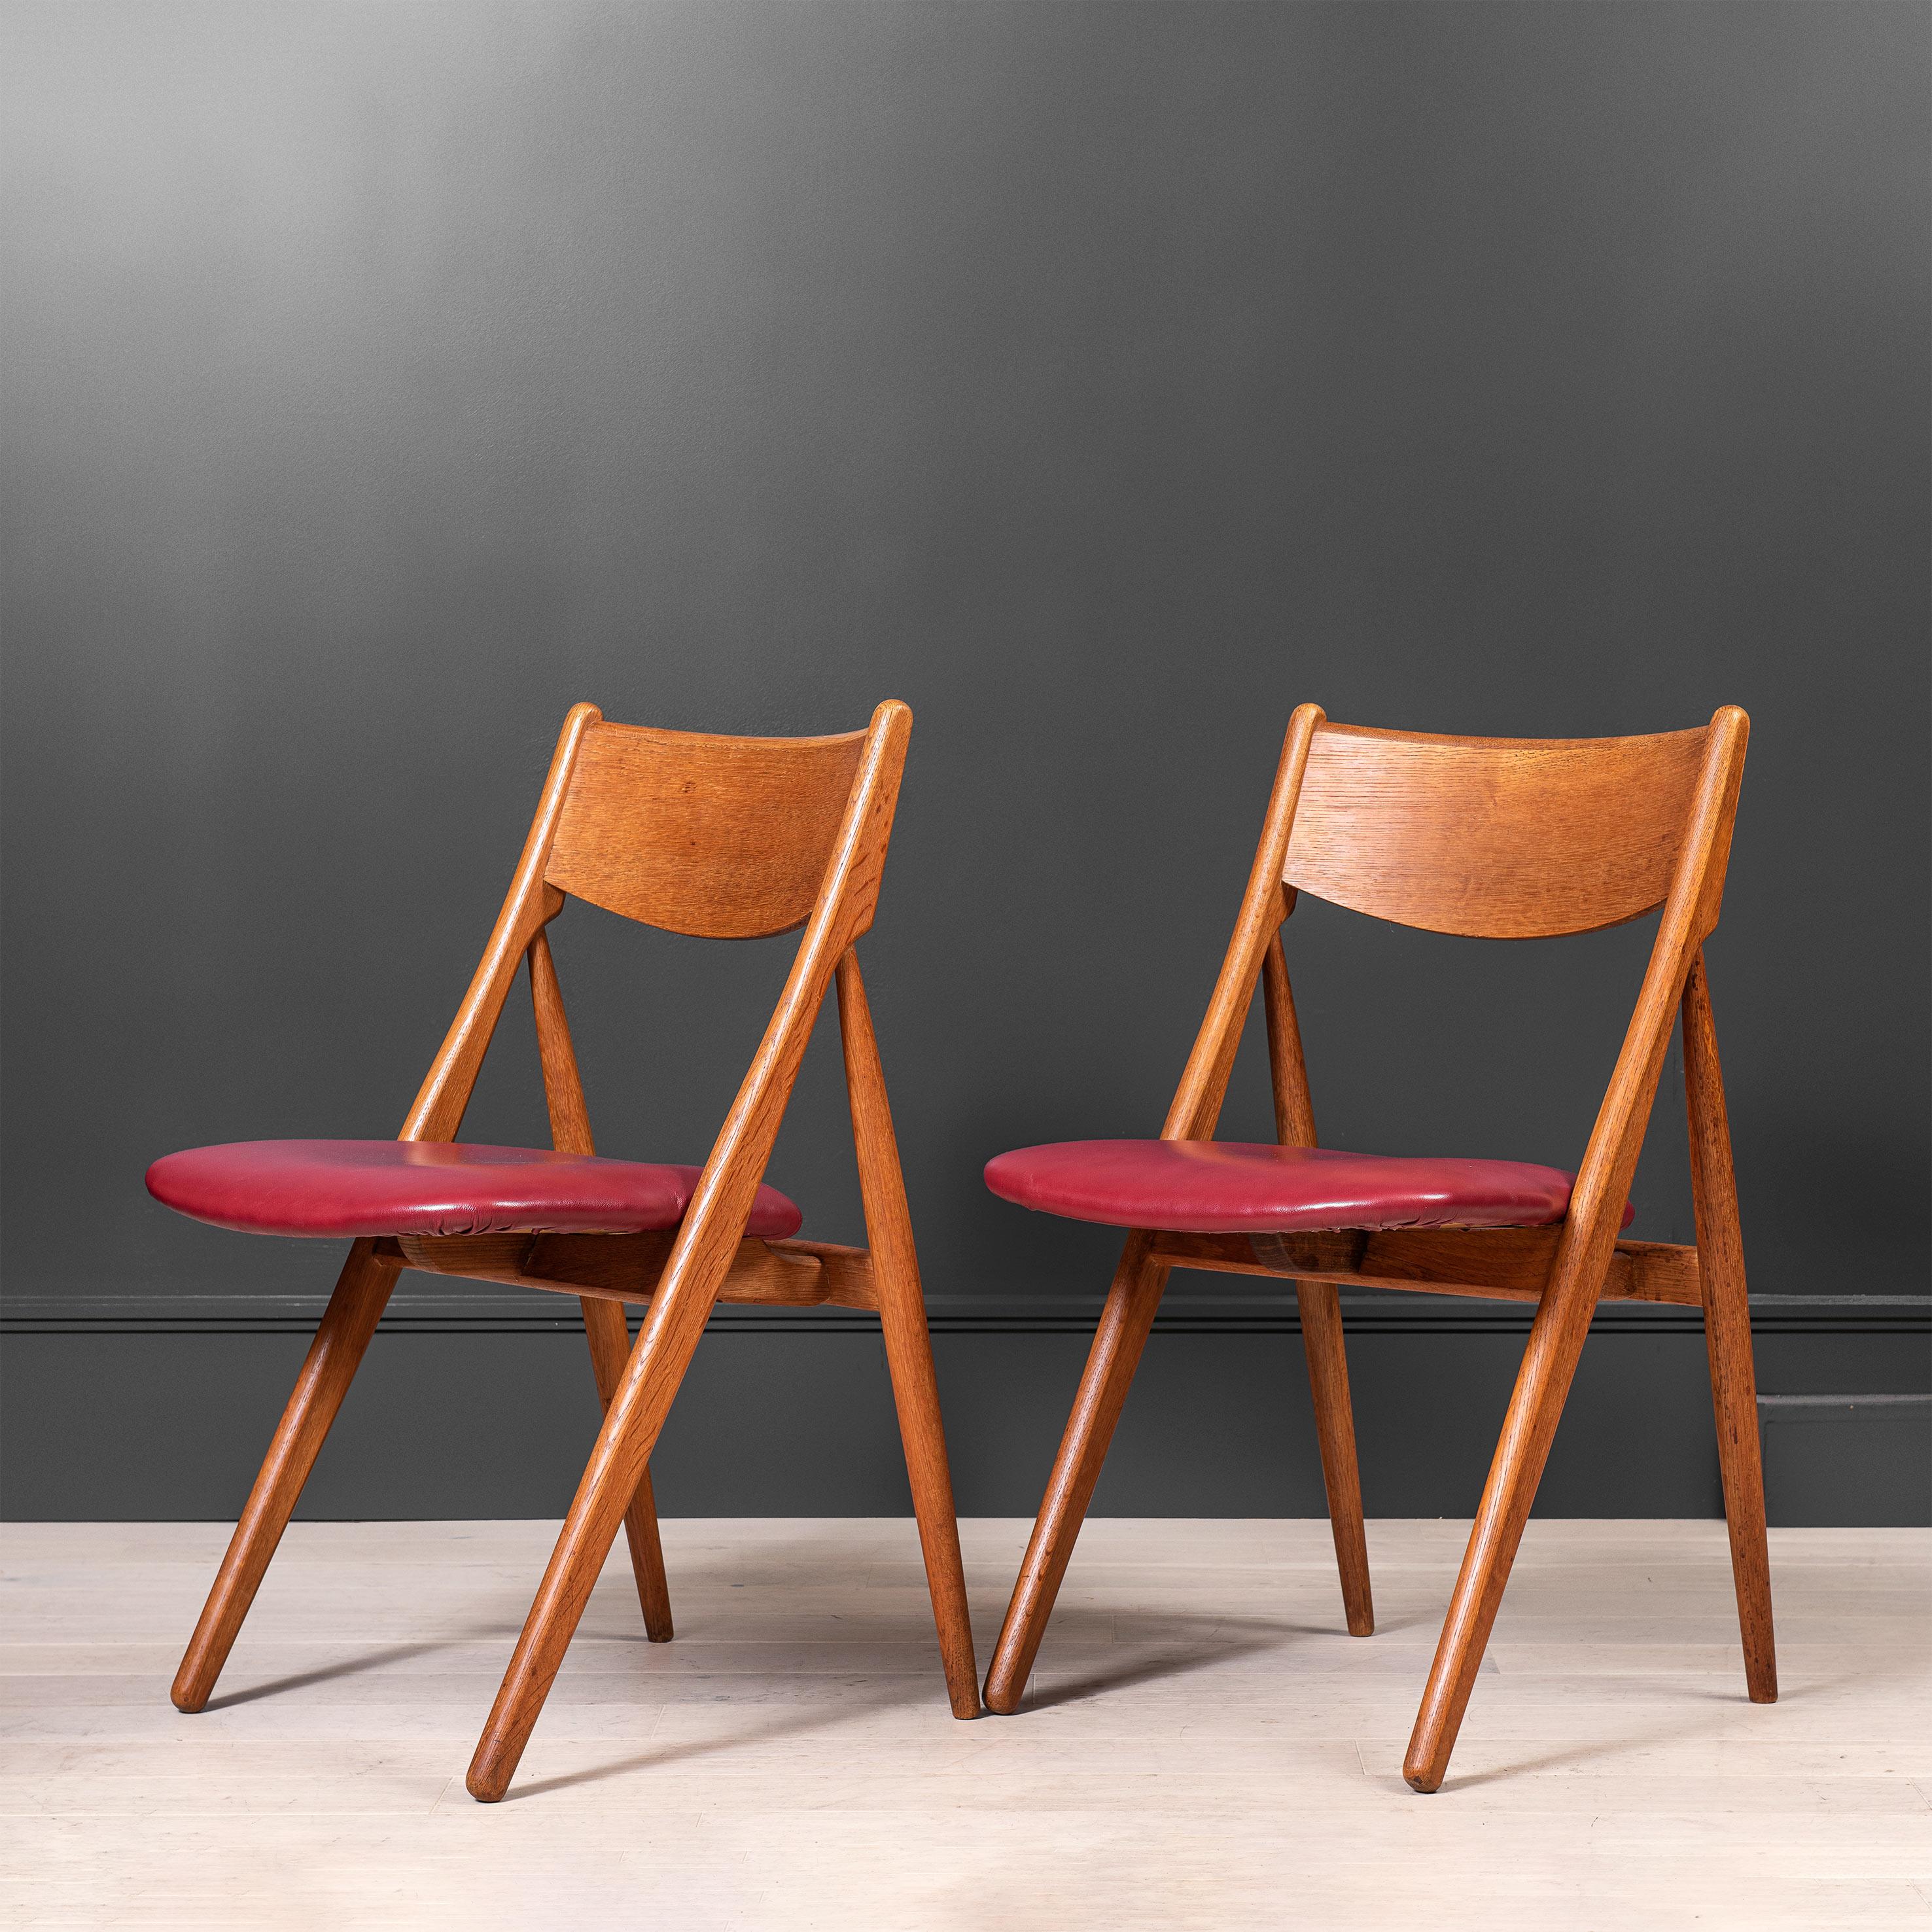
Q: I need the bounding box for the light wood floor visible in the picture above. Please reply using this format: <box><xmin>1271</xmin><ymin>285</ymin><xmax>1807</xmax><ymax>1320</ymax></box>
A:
<box><xmin>3</xmin><ymin>1518</ymin><xmax>1927</xmax><ymax>1929</ymax></box>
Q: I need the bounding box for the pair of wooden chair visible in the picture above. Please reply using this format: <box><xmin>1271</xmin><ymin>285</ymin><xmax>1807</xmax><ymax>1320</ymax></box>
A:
<box><xmin>147</xmin><ymin>697</ymin><xmax>1772</xmax><ymax>1800</ymax></box>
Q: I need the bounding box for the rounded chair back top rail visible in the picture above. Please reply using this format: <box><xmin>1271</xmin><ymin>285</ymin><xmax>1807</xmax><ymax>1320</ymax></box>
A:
<box><xmin>546</xmin><ymin>718</ymin><xmax>873</xmax><ymax>940</ymax></box>
<box><xmin>1284</xmin><ymin>719</ymin><xmax>1715</xmax><ymax>940</ymax></box>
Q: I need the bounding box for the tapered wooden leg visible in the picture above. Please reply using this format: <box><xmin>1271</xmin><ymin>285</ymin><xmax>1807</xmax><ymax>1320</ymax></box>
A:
<box><xmin>171</xmin><ymin>1240</ymin><xmax>400</xmax><ymax>1712</ymax></box>
<box><xmin>837</xmin><ymin>955</ymin><xmax>979</xmax><ymax>1718</ymax></box>
<box><xmin>1402</xmin><ymin>1259</ymin><xmax>1604</xmax><ymax>1791</ymax></box>
<box><xmin>1296</xmin><ymin>1280</ymin><xmax>1374</xmax><ymax>1637</ymax></box>
<box><xmin>983</xmin><ymin>1234</ymin><xmax>1172</xmax><ymax>1715</ymax></box>
<box><xmin>1683</xmin><ymin>956</ymin><xmax>1776</xmax><ymax>1702</ymax></box>
<box><xmin>466</xmin><ymin>1278</ymin><xmax>714</xmax><ymax>1802</ymax></box>
<box><xmin>580</xmin><ymin>1297</ymin><xmax>673</xmax><ymax>1644</ymax></box>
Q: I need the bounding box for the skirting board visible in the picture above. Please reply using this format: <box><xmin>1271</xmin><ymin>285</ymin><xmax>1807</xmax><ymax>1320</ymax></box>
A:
<box><xmin>4</xmin><ymin>1287</ymin><xmax>1926</xmax><ymax>1524</ymax></box>
<box><xmin>1758</xmin><ymin>1393</ymin><xmax>1932</xmax><ymax>1527</ymax></box>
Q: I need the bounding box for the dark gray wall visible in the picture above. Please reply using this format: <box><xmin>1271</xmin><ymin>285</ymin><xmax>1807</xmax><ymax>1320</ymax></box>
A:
<box><xmin>4</xmin><ymin>2</ymin><xmax>1927</xmax><ymax>1521</ymax></box>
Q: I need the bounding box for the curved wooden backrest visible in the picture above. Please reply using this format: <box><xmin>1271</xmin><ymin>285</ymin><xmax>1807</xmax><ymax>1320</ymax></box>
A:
<box><xmin>1283</xmin><ymin>720</ymin><xmax>1714</xmax><ymax>939</ymax></box>
<box><xmin>546</xmin><ymin>719</ymin><xmax>872</xmax><ymax>940</ymax></box>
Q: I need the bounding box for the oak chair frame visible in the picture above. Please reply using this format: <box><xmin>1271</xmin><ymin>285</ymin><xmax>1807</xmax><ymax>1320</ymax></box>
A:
<box><xmin>981</xmin><ymin>703</ymin><xmax>1773</xmax><ymax>1793</ymax></box>
<box><xmin>168</xmin><ymin>699</ymin><xmax>980</xmax><ymax>1802</ymax></box>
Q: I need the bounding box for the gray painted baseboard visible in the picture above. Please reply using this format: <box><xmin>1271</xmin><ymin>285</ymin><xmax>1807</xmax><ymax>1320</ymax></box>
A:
<box><xmin>1758</xmin><ymin>1393</ymin><xmax>1932</xmax><ymax>1527</ymax></box>
<box><xmin>4</xmin><ymin>1289</ymin><xmax>1927</xmax><ymax>1525</ymax></box>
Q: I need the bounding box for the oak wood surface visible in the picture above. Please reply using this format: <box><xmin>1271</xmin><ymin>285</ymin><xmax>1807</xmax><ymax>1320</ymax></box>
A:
<box><xmin>544</xmin><ymin>720</ymin><xmax>869</xmax><ymax>940</ymax></box>
<box><xmin>1165</xmin><ymin>710</ymin><xmax>1326</xmax><ymax>1142</ymax></box>
<box><xmin>580</xmin><ymin>1297</ymin><xmax>675</xmax><ymax>1645</ymax></box>
<box><xmin>527</xmin><ymin>928</ymin><xmax>595</xmax><ymax>1158</ymax></box>
<box><xmin>987</xmin><ymin>711</ymin><xmax>1331</xmax><ymax>1715</ymax></box>
<box><xmin>464</xmin><ymin>701</ymin><xmax>920</xmax><ymax>1800</ymax></box>
<box><xmin>1402</xmin><ymin>707</ymin><xmax>1752</xmax><ymax>1792</ymax></box>
<box><xmin>1295</xmin><ymin>1279</ymin><xmax>1375</xmax><ymax>1637</ymax></box>
<box><xmin>1150</xmin><ymin>1228</ymin><xmax>1703</xmax><ymax>1308</ymax></box>
<box><xmin>1683</xmin><ymin>951</ymin><xmax>1777</xmax><ymax>1704</ymax></box>
<box><xmin>402</xmin><ymin>705</ymin><xmax>595</xmax><ymax>1143</ymax></box>
<box><xmin>386</xmin><ymin>1231</ymin><xmax>877</xmax><ymax>1309</ymax></box>
<box><xmin>527</xmin><ymin>922</ymin><xmax>673</xmax><ymax>1645</ymax></box>
<box><xmin>169</xmin><ymin>1240</ymin><xmax>400</xmax><ymax>1713</ymax></box>
<box><xmin>983</xmin><ymin>701</ymin><xmax>1769</xmax><ymax>1800</ymax></box>
<box><xmin>1260</xmin><ymin>926</ymin><xmax>1317</xmax><ymax>1148</ymax></box>
<box><xmin>167</xmin><ymin>697</ymin><xmax>969</xmax><ymax>1804</ymax></box>
<box><xmin>1264</xmin><ymin>927</ymin><xmax>1373</xmax><ymax>1638</ymax></box>
<box><xmin>174</xmin><ymin>701</ymin><xmax>602</xmax><ymax>1722</ymax></box>
<box><xmin>837</xmin><ymin>953</ymin><xmax>980</xmax><ymax>1718</ymax></box>
<box><xmin>1285</xmin><ymin>720</ymin><xmax>1711</xmax><ymax>940</ymax></box>
<box><xmin>982</xmin><ymin>1235</ymin><xmax>1174</xmax><ymax>1715</ymax></box>
<box><xmin>984</xmin><ymin>713</ymin><xmax>1334</xmax><ymax>1715</ymax></box>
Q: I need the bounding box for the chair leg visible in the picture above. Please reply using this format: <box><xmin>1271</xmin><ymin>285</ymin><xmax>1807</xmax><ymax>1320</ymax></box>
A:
<box><xmin>1295</xmin><ymin>1281</ymin><xmax>1374</xmax><ymax>1637</ymax></box>
<box><xmin>982</xmin><ymin>1234</ymin><xmax>1172</xmax><ymax>1715</ymax></box>
<box><xmin>580</xmin><ymin>1297</ymin><xmax>674</xmax><ymax>1645</ymax></box>
<box><xmin>875</xmin><ymin>1266</ymin><xmax>980</xmax><ymax>1719</ymax></box>
<box><xmin>171</xmin><ymin>1240</ymin><xmax>400</xmax><ymax>1712</ymax></box>
<box><xmin>1683</xmin><ymin>957</ymin><xmax>1776</xmax><ymax>1702</ymax></box>
<box><xmin>836</xmin><ymin>955</ymin><xmax>979</xmax><ymax>1718</ymax></box>
<box><xmin>1402</xmin><ymin>1265</ymin><xmax>1602</xmax><ymax>1792</ymax></box>
<box><xmin>466</xmin><ymin>1287</ymin><xmax>711</xmax><ymax>1802</ymax></box>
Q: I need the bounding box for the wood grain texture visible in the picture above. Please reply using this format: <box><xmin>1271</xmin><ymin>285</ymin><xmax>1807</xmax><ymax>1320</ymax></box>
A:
<box><xmin>527</xmin><ymin>924</ymin><xmax>673</xmax><ymax>1643</ymax></box>
<box><xmin>402</xmin><ymin>705</ymin><xmax>595</xmax><ymax>1142</ymax></box>
<box><xmin>1263</xmin><ymin>926</ymin><xmax>1373</xmax><ymax>1638</ymax></box>
<box><xmin>527</xmin><ymin>928</ymin><xmax>594</xmax><ymax>1159</ymax></box>
<box><xmin>465</xmin><ymin>702</ymin><xmax>915</xmax><ymax>1801</ymax></box>
<box><xmin>169</xmin><ymin>1241</ymin><xmax>400</xmax><ymax>1712</ymax></box>
<box><xmin>545</xmin><ymin>720</ymin><xmax>869</xmax><ymax>940</ymax></box>
<box><xmin>1261</xmin><ymin>927</ymin><xmax>1317</xmax><ymax>1149</ymax></box>
<box><xmin>1165</xmin><ymin>710</ymin><xmax>1324</xmax><ymax>1142</ymax></box>
<box><xmin>387</xmin><ymin>1231</ymin><xmax>876</xmax><ymax>1309</ymax></box>
<box><xmin>31</xmin><ymin>1518</ymin><xmax>1927</xmax><ymax>1932</ymax></box>
<box><xmin>173</xmin><ymin>696</ymin><xmax>599</xmax><ymax>1712</ymax></box>
<box><xmin>170</xmin><ymin>699</ymin><xmax>962</xmax><ymax>1802</ymax></box>
<box><xmin>982</xmin><ymin>1235</ymin><xmax>1174</xmax><ymax>1715</ymax></box>
<box><xmin>1295</xmin><ymin>1280</ymin><xmax>1375</xmax><ymax>1637</ymax></box>
<box><xmin>580</xmin><ymin>1298</ymin><xmax>674</xmax><ymax>1645</ymax></box>
<box><xmin>987</xmin><ymin>701</ymin><xmax>1766</xmax><ymax>1799</ymax></box>
<box><xmin>984</xmin><ymin>712</ymin><xmax>1329</xmax><ymax>1715</ymax></box>
<box><xmin>1151</xmin><ymin>1227</ymin><xmax>1702</xmax><ymax>1308</ymax></box>
<box><xmin>1403</xmin><ymin>707</ymin><xmax>1753</xmax><ymax>1793</ymax></box>
<box><xmin>837</xmin><ymin>952</ymin><xmax>979</xmax><ymax>1719</ymax></box>
<box><xmin>1683</xmin><ymin>951</ymin><xmax>1777</xmax><ymax>1704</ymax></box>
<box><xmin>1285</xmin><ymin>721</ymin><xmax>1711</xmax><ymax>939</ymax></box>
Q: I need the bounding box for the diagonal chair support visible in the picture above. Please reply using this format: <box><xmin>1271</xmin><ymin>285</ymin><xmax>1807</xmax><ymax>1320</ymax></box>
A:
<box><xmin>987</xmin><ymin>711</ymin><xmax>1373</xmax><ymax>1711</ymax></box>
<box><xmin>466</xmin><ymin>1211</ymin><xmax>734</xmax><ymax>1800</ymax></box>
<box><xmin>837</xmin><ymin>953</ymin><xmax>980</xmax><ymax>1719</ymax></box>
<box><xmin>982</xmin><ymin>1234</ymin><xmax>1172</xmax><ymax>1713</ymax></box>
<box><xmin>171</xmin><ymin>1240</ymin><xmax>400</xmax><ymax>1712</ymax></box>
<box><xmin>531</xmin><ymin>921</ymin><xmax>674</xmax><ymax>1642</ymax></box>
<box><xmin>1264</xmin><ymin>930</ymin><xmax>1375</xmax><ymax>1638</ymax></box>
<box><xmin>580</xmin><ymin>1294</ymin><xmax>675</xmax><ymax>1644</ymax></box>
<box><xmin>1683</xmin><ymin>953</ymin><xmax>1777</xmax><ymax>1704</ymax></box>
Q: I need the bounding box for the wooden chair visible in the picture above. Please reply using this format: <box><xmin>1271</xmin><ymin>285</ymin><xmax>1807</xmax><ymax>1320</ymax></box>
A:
<box><xmin>978</xmin><ymin>705</ymin><xmax>1773</xmax><ymax>1791</ymax></box>
<box><xmin>147</xmin><ymin>700</ymin><xmax>980</xmax><ymax>1803</ymax></box>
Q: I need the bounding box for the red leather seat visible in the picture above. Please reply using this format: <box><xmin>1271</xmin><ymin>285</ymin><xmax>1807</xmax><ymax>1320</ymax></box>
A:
<box><xmin>984</xmin><ymin>1140</ymin><xmax>1628</xmax><ymax>1235</ymax></box>
<box><xmin>146</xmin><ymin>1140</ymin><xmax>804</xmax><ymax>1241</ymax></box>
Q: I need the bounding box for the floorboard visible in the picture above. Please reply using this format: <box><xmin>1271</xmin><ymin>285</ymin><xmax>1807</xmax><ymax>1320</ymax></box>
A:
<box><xmin>3</xmin><ymin>1519</ymin><xmax>1927</xmax><ymax>1929</ymax></box>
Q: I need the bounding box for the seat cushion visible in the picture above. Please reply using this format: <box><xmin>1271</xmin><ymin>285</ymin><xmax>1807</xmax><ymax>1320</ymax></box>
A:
<box><xmin>984</xmin><ymin>1140</ymin><xmax>1630</xmax><ymax>1235</ymax></box>
<box><xmin>146</xmin><ymin>1139</ymin><xmax>804</xmax><ymax>1240</ymax></box>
